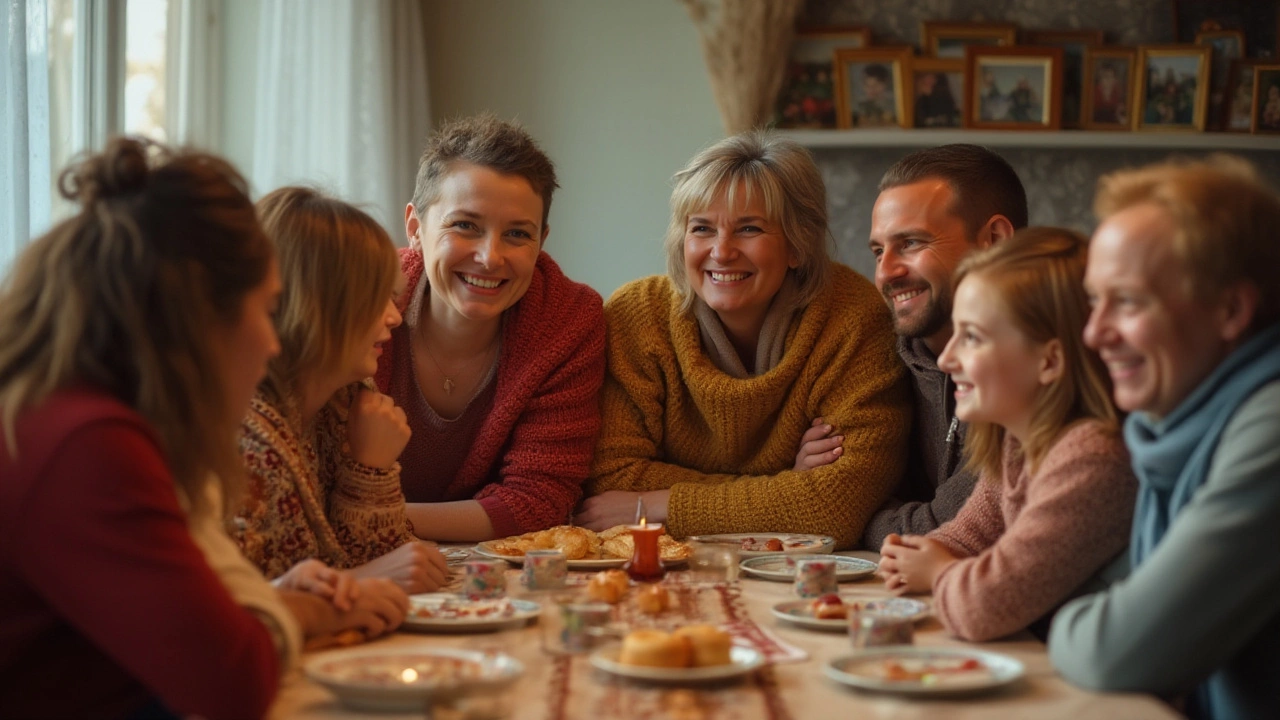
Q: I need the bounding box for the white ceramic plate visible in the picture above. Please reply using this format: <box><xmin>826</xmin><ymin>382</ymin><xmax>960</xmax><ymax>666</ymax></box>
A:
<box><xmin>739</xmin><ymin>554</ymin><xmax>877</xmax><ymax>582</ymax></box>
<box><xmin>305</xmin><ymin>646</ymin><xmax>523</xmax><ymax>712</ymax></box>
<box><xmin>824</xmin><ymin>647</ymin><xmax>1024</xmax><ymax>696</ymax></box>
<box><xmin>404</xmin><ymin>594</ymin><xmax>540</xmax><ymax>633</ymax></box>
<box><xmin>472</xmin><ymin>543</ymin><xmax>628</xmax><ymax>569</ymax></box>
<box><xmin>771</xmin><ymin>597</ymin><xmax>930</xmax><ymax>631</ymax></box>
<box><xmin>686</xmin><ymin>533</ymin><xmax>836</xmax><ymax>558</ymax></box>
<box><xmin>589</xmin><ymin>645</ymin><xmax>765</xmax><ymax>684</ymax></box>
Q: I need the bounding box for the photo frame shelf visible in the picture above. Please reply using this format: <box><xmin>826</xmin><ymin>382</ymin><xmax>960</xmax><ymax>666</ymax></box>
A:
<box><xmin>776</xmin><ymin>128</ymin><xmax>1280</xmax><ymax>151</ymax></box>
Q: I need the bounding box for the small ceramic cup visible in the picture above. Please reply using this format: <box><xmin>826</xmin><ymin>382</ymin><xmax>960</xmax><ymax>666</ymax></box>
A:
<box><xmin>462</xmin><ymin>560</ymin><xmax>507</xmax><ymax>600</ymax></box>
<box><xmin>793</xmin><ymin>557</ymin><xmax>838</xmax><ymax>598</ymax></box>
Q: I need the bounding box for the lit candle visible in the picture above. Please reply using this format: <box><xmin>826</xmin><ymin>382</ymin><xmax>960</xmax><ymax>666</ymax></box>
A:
<box><xmin>624</xmin><ymin>514</ymin><xmax>666</xmax><ymax>582</ymax></box>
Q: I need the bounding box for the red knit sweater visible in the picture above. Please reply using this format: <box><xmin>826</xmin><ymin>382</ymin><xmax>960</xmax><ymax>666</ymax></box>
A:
<box><xmin>0</xmin><ymin>388</ymin><xmax>279</xmax><ymax>720</ymax></box>
<box><xmin>375</xmin><ymin>249</ymin><xmax>606</xmax><ymax>538</ymax></box>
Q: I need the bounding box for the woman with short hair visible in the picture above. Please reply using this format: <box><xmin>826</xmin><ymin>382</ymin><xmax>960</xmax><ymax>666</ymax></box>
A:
<box><xmin>577</xmin><ymin>131</ymin><xmax>910</xmax><ymax>550</ymax></box>
<box><xmin>375</xmin><ymin>115</ymin><xmax>606</xmax><ymax>542</ymax></box>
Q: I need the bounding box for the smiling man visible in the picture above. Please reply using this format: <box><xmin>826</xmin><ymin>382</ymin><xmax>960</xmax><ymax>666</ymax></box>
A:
<box><xmin>860</xmin><ymin>145</ymin><xmax>1027</xmax><ymax>550</ymax></box>
<box><xmin>1050</xmin><ymin>156</ymin><xmax>1280</xmax><ymax>720</ymax></box>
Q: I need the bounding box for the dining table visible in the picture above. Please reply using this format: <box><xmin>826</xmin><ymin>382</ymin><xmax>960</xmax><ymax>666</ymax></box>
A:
<box><xmin>269</xmin><ymin>548</ymin><xmax>1180</xmax><ymax>720</ymax></box>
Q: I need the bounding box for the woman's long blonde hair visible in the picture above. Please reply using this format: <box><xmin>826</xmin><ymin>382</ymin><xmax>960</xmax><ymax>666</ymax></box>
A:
<box><xmin>955</xmin><ymin>227</ymin><xmax>1119</xmax><ymax>479</ymax></box>
<box><xmin>0</xmin><ymin>137</ymin><xmax>273</xmax><ymax>514</ymax></box>
<box><xmin>255</xmin><ymin>187</ymin><xmax>399</xmax><ymax>402</ymax></box>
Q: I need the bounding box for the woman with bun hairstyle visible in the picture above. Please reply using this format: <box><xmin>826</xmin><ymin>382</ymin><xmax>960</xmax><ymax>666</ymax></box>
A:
<box><xmin>879</xmin><ymin>228</ymin><xmax>1137</xmax><ymax>641</ymax></box>
<box><xmin>235</xmin><ymin>187</ymin><xmax>449</xmax><ymax>593</ymax></box>
<box><xmin>374</xmin><ymin>115</ymin><xmax>605</xmax><ymax>541</ymax></box>
<box><xmin>0</xmin><ymin>139</ymin><xmax>406</xmax><ymax>720</ymax></box>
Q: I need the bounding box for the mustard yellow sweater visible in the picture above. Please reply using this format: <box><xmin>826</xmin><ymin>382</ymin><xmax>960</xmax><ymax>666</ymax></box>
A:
<box><xmin>586</xmin><ymin>263</ymin><xmax>910</xmax><ymax>549</ymax></box>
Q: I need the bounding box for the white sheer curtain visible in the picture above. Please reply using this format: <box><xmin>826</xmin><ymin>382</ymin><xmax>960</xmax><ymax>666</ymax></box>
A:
<box><xmin>252</xmin><ymin>0</ymin><xmax>429</xmax><ymax>238</ymax></box>
<box><xmin>2</xmin><ymin>0</ymin><xmax>53</xmax><ymax>272</ymax></box>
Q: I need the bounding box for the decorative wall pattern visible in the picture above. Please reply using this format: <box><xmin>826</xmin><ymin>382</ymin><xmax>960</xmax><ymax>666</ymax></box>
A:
<box><xmin>791</xmin><ymin>0</ymin><xmax>1280</xmax><ymax>279</ymax></box>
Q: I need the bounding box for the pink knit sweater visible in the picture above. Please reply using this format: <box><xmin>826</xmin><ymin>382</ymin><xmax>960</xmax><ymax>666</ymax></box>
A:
<box><xmin>374</xmin><ymin>249</ymin><xmax>606</xmax><ymax>538</ymax></box>
<box><xmin>929</xmin><ymin>420</ymin><xmax>1137</xmax><ymax>641</ymax></box>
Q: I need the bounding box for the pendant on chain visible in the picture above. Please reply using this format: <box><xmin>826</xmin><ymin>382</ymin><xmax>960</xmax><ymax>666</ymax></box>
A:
<box><xmin>443</xmin><ymin>377</ymin><xmax>456</xmax><ymax>395</ymax></box>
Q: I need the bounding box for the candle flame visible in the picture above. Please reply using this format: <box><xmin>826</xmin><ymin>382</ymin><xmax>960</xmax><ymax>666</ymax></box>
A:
<box><xmin>639</xmin><ymin>515</ymin><xmax>647</xmax><ymax>528</ymax></box>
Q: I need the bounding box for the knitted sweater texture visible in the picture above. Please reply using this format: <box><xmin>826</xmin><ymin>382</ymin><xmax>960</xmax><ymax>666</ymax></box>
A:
<box><xmin>930</xmin><ymin>420</ymin><xmax>1136</xmax><ymax>641</ymax></box>
<box><xmin>375</xmin><ymin>249</ymin><xmax>606</xmax><ymax>538</ymax></box>
<box><xmin>234</xmin><ymin>384</ymin><xmax>415</xmax><ymax>579</ymax></box>
<box><xmin>586</xmin><ymin>264</ymin><xmax>910</xmax><ymax>550</ymax></box>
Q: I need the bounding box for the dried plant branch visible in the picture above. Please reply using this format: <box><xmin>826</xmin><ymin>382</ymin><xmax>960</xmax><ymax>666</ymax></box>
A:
<box><xmin>678</xmin><ymin>0</ymin><xmax>806</xmax><ymax>134</ymax></box>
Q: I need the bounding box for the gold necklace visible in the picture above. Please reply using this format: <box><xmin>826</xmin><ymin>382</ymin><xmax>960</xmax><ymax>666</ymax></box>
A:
<box><xmin>419</xmin><ymin>337</ymin><xmax>498</xmax><ymax>396</ymax></box>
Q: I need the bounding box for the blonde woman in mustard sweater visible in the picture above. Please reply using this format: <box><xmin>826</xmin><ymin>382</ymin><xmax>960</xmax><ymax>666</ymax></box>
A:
<box><xmin>879</xmin><ymin>228</ymin><xmax>1137</xmax><ymax>641</ymax></box>
<box><xmin>576</xmin><ymin>132</ymin><xmax>910</xmax><ymax>550</ymax></box>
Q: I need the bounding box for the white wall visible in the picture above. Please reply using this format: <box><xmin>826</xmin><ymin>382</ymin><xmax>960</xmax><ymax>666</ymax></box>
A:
<box><xmin>217</xmin><ymin>0</ymin><xmax>723</xmax><ymax>297</ymax></box>
<box><xmin>423</xmin><ymin>0</ymin><xmax>725</xmax><ymax>297</ymax></box>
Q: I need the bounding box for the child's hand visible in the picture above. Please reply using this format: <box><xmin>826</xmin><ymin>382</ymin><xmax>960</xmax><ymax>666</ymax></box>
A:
<box><xmin>879</xmin><ymin>536</ymin><xmax>958</xmax><ymax>595</ymax></box>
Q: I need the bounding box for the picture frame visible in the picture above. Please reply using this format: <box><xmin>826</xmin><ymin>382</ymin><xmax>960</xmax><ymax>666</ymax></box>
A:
<box><xmin>1224</xmin><ymin>59</ymin><xmax>1262</xmax><ymax>132</ymax></box>
<box><xmin>1082</xmin><ymin>47</ymin><xmax>1138</xmax><ymax>130</ymax></box>
<box><xmin>964</xmin><ymin>45</ymin><xmax>1063</xmax><ymax>131</ymax></box>
<box><xmin>1023</xmin><ymin>29</ymin><xmax>1106</xmax><ymax>128</ymax></box>
<box><xmin>1134</xmin><ymin>45</ymin><xmax>1212</xmax><ymax>132</ymax></box>
<box><xmin>1172</xmin><ymin>0</ymin><xmax>1277</xmax><ymax>62</ymax></box>
<box><xmin>774</xmin><ymin>26</ymin><xmax>873</xmax><ymax>129</ymax></box>
<box><xmin>1252</xmin><ymin>63</ymin><xmax>1280</xmax><ymax>134</ymax></box>
<box><xmin>1195</xmin><ymin>29</ymin><xmax>1246</xmax><ymax>131</ymax></box>
<box><xmin>921</xmin><ymin>21</ymin><xmax>1018</xmax><ymax>59</ymax></box>
<box><xmin>833</xmin><ymin>47</ymin><xmax>913</xmax><ymax>129</ymax></box>
<box><xmin>912</xmin><ymin>57</ymin><xmax>965</xmax><ymax>128</ymax></box>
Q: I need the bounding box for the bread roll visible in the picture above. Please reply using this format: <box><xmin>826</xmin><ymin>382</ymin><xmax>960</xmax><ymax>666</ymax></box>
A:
<box><xmin>673</xmin><ymin>625</ymin><xmax>732</xmax><ymax>667</ymax></box>
<box><xmin>587</xmin><ymin>569</ymin><xmax>630</xmax><ymax>603</ymax></box>
<box><xmin>619</xmin><ymin>629</ymin><xmax>691</xmax><ymax>668</ymax></box>
<box><xmin>635</xmin><ymin>584</ymin><xmax>670</xmax><ymax>614</ymax></box>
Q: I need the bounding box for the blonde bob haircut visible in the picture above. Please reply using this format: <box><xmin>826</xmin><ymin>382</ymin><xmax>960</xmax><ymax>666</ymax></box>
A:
<box><xmin>955</xmin><ymin>227</ymin><xmax>1120</xmax><ymax>480</ymax></box>
<box><xmin>663</xmin><ymin>131</ymin><xmax>832</xmax><ymax>313</ymax></box>
<box><xmin>256</xmin><ymin>187</ymin><xmax>399</xmax><ymax>400</ymax></box>
<box><xmin>1094</xmin><ymin>154</ymin><xmax>1280</xmax><ymax>333</ymax></box>
<box><xmin>0</xmin><ymin>137</ymin><xmax>273</xmax><ymax>516</ymax></box>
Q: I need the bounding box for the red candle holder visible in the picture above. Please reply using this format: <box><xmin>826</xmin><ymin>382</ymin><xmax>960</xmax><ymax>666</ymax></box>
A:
<box><xmin>623</xmin><ymin>521</ymin><xmax>666</xmax><ymax>582</ymax></box>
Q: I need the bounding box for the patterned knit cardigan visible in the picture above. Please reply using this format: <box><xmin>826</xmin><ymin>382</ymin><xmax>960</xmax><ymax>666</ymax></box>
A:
<box><xmin>586</xmin><ymin>263</ymin><xmax>911</xmax><ymax>550</ymax></box>
<box><xmin>373</xmin><ymin>248</ymin><xmax>606</xmax><ymax>538</ymax></box>
<box><xmin>233</xmin><ymin>384</ymin><xmax>415</xmax><ymax>579</ymax></box>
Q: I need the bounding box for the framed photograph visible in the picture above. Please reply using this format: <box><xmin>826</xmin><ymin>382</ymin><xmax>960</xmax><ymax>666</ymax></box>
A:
<box><xmin>965</xmin><ymin>45</ymin><xmax>1063</xmax><ymax>130</ymax></box>
<box><xmin>1252</xmin><ymin>64</ymin><xmax>1280</xmax><ymax>134</ymax></box>
<box><xmin>912</xmin><ymin>58</ymin><xmax>965</xmax><ymax>128</ymax></box>
<box><xmin>834</xmin><ymin>47</ymin><xmax>912</xmax><ymax>129</ymax></box>
<box><xmin>1135</xmin><ymin>45</ymin><xmax>1212</xmax><ymax>131</ymax></box>
<box><xmin>1172</xmin><ymin>0</ymin><xmax>1277</xmax><ymax>62</ymax></box>
<box><xmin>1225</xmin><ymin>60</ymin><xmax>1262</xmax><ymax>132</ymax></box>
<box><xmin>774</xmin><ymin>26</ymin><xmax>872</xmax><ymax>129</ymax></box>
<box><xmin>1023</xmin><ymin>30</ymin><xmax>1106</xmax><ymax>128</ymax></box>
<box><xmin>921</xmin><ymin>22</ymin><xmax>1018</xmax><ymax>59</ymax></box>
<box><xmin>1195</xmin><ymin>30</ymin><xmax>1246</xmax><ymax>131</ymax></box>
<box><xmin>1082</xmin><ymin>47</ymin><xmax>1138</xmax><ymax>130</ymax></box>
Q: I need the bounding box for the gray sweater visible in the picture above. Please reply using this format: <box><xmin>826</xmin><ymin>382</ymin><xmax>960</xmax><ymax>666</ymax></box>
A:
<box><xmin>861</xmin><ymin>337</ymin><xmax>978</xmax><ymax>549</ymax></box>
<box><xmin>1049</xmin><ymin>380</ymin><xmax>1280</xmax><ymax>720</ymax></box>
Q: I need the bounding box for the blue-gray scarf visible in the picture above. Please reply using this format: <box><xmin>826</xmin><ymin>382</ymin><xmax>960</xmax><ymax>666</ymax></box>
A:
<box><xmin>1126</xmin><ymin>322</ymin><xmax>1280</xmax><ymax>566</ymax></box>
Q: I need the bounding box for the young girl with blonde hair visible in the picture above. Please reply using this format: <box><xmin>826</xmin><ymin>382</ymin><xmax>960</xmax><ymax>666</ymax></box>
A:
<box><xmin>879</xmin><ymin>227</ymin><xmax>1137</xmax><ymax>641</ymax></box>
<box><xmin>235</xmin><ymin>186</ymin><xmax>448</xmax><ymax>593</ymax></box>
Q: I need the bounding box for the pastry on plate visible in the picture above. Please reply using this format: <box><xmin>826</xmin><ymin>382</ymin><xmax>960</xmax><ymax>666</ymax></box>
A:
<box><xmin>587</xmin><ymin>569</ymin><xmax>630</xmax><ymax>603</ymax></box>
<box><xmin>672</xmin><ymin>625</ymin><xmax>732</xmax><ymax>667</ymax></box>
<box><xmin>619</xmin><ymin>629</ymin><xmax>692</xmax><ymax>668</ymax></box>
